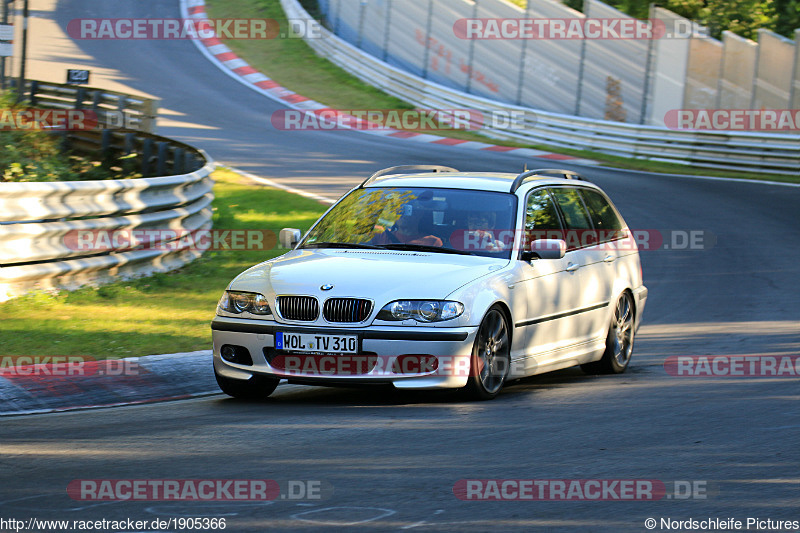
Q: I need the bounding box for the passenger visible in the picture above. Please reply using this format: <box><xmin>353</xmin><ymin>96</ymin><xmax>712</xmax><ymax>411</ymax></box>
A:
<box><xmin>466</xmin><ymin>211</ymin><xmax>505</xmax><ymax>252</ymax></box>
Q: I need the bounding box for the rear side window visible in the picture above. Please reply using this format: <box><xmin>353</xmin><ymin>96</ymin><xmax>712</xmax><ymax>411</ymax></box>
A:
<box><xmin>549</xmin><ymin>187</ymin><xmax>595</xmax><ymax>250</ymax></box>
<box><xmin>580</xmin><ymin>189</ymin><xmax>625</xmax><ymax>243</ymax></box>
<box><xmin>550</xmin><ymin>188</ymin><xmax>592</xmax><ymax>230</ymax></box>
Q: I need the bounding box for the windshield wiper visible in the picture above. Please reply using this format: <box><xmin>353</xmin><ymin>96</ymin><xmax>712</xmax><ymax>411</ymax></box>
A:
<box><xmin>301</xmin><ymin>242</ymin><xmax>382</xmax><ymax>250</ymax></box>
<box><xmin>377</xmin><ymin>243</ymin><xmax>477</xmax><ymax>256</ymax></box>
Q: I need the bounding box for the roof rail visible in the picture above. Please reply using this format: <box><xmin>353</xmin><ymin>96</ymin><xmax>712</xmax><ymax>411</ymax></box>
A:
<box><xmin>510</xmin><ymin>168</ymin><xmax>585</xmax><ymax>193</ymax></box>
<box><xmin>360</xmin><ymin>165</ymin><xmax>459</xmax><ymax>187</ymax></box>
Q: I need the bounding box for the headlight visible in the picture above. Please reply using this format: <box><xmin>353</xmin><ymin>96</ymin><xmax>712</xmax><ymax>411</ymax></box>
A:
<box><xmin>217</xmin><ymin>291</ymin><xmax>272</xmax><ymax>316</ymax></box>
<box><xmin>376</xmin><ymin>300</ymin><xmax>464</xmax><ymax>322</ymax></box>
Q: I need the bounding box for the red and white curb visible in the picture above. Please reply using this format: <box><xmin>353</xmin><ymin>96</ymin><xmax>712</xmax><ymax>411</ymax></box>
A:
<box><xmin>0</xmin><ymin>350</ymin><xmax>313</xmax><ymax>416</ymax></box>
<box><xmin>0</xmin><ymin>351</ymin><xmax>218</xmax><ymax>416</ymax></box>
<box><xmin>180</xmin><ymin>0</ymin><xmax>597</xmax><ymax>166</ymax></box>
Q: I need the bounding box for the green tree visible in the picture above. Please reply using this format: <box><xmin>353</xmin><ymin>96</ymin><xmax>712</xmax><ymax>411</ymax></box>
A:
<box><xmin>773</xmin><ymin>0</ymin><xmax>800</xmax><ymax>36</ymax></box>
<box><xmin>0</xmin><ymin>91</ymin><xmax>72</xmax><ymax>182</ymax></box>
<box><xmin>666</xmin><ymin>0</ymin><xmax>777</xmax><ymax>40</ymax></box>
<box><xmin>562</xmin><ymin>0</ymin><xmax>797</xmax><ymax>40</ymax></box>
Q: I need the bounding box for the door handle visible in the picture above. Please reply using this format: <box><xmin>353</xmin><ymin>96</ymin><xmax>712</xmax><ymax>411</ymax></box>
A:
<box><xmin>566</xmin><ymin>262</ymin><xmax>580</xmax><ymax>272</ymax></box>
<box><xmin>603</xmin><ymin>255</ymin><xmax>616</xmax><ymax>263</ymax></box>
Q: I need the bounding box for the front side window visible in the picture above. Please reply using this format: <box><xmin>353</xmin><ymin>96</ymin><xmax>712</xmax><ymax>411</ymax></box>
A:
<box><xmin>300</xmin><ymin>187</ymin><xmax>517</xmax><ymax>258</ymax></box>
<box><xmin>524</xmin><ymin>189</ymin><xmax>563</xmax><ymax>250</ymax></box>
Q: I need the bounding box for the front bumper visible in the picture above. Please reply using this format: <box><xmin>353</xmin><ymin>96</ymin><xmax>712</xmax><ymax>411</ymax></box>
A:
<box><xmin>211</xmin><ymin>317</ymin><xmax>479</xmax><ymax>389</ymax></box>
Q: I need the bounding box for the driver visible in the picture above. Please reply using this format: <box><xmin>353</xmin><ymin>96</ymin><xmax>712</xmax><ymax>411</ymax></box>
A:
<box><xmin>371</xmin><ymin>203</ymin><xmax>443</xmax><ymax>247</ymax></box>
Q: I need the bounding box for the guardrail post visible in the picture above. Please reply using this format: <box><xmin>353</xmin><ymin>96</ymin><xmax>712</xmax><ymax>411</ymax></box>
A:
<box><xmin>574</xmin><ymin>32</ymin><xmax>587</xmax><ymax>115</ymax></box>
<box><xmin>141</xmin><ymin>137</ymin><xmax>153</xmax><ymax>176</ymax></box>
<box><xmin>173</xmin><ymin>148</ymin><xmax>185</xmax><ymax>175</ymax></box>
<box><xmin>381</xmin><ymin>0</ymin><xmax>393</xmax><ymax>61</ymax></box>
<box><xmin>29</xmin><ymin>80</ymin><xmax>38</xmax><ymax>106</ymax></box>
<box><xmin>464</xmin><ymin>0</ymin><xmax>479</xmax><ymax>93</ymax></box>
<box><xmin>117</xmin><ymin>95</ymin><xmax>129</xmax><ymax>131</ymax></box>
<box><xmin>75</xmin><ymin>87</ymin><xmax>86</xmax><ymax>110</ymax></box>
<box><xmin>101</xmin><ymin>129</ymin><xmax>112</xmax><ymax>159</ymax></box>
<box><xmin>0</xmin><ymin>0</ymin><xmax>7</xmax><ymax>90</ymax></box>
<box><xmin>124</xmin><ymin>132</ymin><xmax>136</xmax><ymax>155</ymax></box>
<box><xmin>640</xmin><ymin>6</ymin><xmax>656</xmax><ymax>125</ymax></box>
<box><xmin>421</xmin><ymin>0</ymin><xmax>434</xmax><ymax>78</ymax></box>
<box><xmin>515</xmin><ymin>2</ymin><xmax>533</xmax><ymax>105</ymax></box>
<box><xmin>184</xmin><ymin>154</ymin><xmax>193</xmax><ymax>173</ymax></box>
<box><xmin>156</xmin><ymin>142</ymin><xmax>168</xmax><ymax>176</ymax></box>
<box><xmin>790</xmin><ymin>29</ymin><xmax>800</xmax><ymax>109</ymax></box>
<box><xmin>356</xmin><ymin>0</ymin><xmax>367</xmax><ymax>49</ymax></box>
<box><xmin>58</xmin><ymin>130</ymin><xmax>70</xmax><ymax>153</ymax></box>
<box><xmin>333</xmin><ymin>0</ymin><xmax>342</xmax><ymax>34</ymax></box>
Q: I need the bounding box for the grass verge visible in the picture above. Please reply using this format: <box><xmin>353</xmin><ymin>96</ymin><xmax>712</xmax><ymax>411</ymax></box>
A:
<box><xmin>0</xmin><ymin>169</ymin><xmax>327</xmax><ymax>358</ymax></box>
<box><xmin>205</xmin><ymin>0</ymin><xmax>799</xmax><ymax>184</ymax></box>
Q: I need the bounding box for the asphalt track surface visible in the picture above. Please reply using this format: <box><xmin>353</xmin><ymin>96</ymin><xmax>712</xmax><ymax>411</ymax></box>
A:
<box><xmin>1</xmin><ymin>1</ymin><xmax>799</xmax><ymax>531</ymax></box>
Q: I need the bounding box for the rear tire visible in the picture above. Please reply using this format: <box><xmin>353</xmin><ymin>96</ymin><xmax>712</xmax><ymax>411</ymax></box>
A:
<box><xmin>463</xmin><ymin>307</ymin><xmax>511</xmax><ymax>400</ymax></box>
<box><xmin>581</xmin><ymin>292</ymin><xmax>635</xmax><ymax>375</ymax></box>
<box><xmin>215</xmin><ymin>370</ymin><xmax>279</xmax><ymax>400</ymax></box>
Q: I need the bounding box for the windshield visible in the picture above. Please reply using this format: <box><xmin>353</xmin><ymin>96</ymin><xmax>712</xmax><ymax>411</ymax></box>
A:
<box><xmin>300</xmin><ymin>187</ymin><xmax>518</xmax><ymax>258</ymax></box>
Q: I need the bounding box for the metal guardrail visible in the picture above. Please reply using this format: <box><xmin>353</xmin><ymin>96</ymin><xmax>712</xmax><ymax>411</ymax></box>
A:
<box><xmin>0</xmin><ymin>84</ymin><xmax>213</xmax><ymax>301</ymax></box>
<box><xmin>64</xmin><ymin>128</ymin><xmax>209</xmax><ymax>179</ymax></box>
<box><xmin>281</xmin><ymin>0</ymin><xmax>800</xmax><ymax>174</ymax></box>
<box><xmin>14</xmin><ymin>79</ymin><xmax>160</xmax><ymax>132</ymax></box>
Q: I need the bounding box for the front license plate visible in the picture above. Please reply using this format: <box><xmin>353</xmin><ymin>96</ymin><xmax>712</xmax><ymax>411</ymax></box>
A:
<box><xmin>275</xmin><ymin>332</ymin><xmax>359</xmax><ymax>354</ymax></box>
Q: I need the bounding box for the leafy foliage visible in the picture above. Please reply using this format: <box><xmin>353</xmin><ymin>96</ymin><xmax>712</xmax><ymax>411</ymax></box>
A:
<box><xmin>0</xmin><ymin>92</ymin><xmax>72</xmax><ymax>182</ymax></box>
<box><xmin>0</xmin><ymin>91</ymin><xmax>141</xmax><ymax>182</ymax></box>
<box><xmin>563</xmin><ymin>0</ymin><xmax>798</xmax><ymax>40</ymax></box>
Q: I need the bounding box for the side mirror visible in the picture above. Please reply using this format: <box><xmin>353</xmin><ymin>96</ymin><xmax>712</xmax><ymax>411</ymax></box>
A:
<box><xmin>279</xmin><ymin>228</ymin><xmax>302</xmax><ymax>249</ymax></box>
<box><xmin>520</xmin><ymin>239</ymin><xmax>566</xmax><ymax>261</ymax></box>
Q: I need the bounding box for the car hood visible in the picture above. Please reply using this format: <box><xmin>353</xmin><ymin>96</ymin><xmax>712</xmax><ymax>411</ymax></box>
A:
<box><xmin>229</xmin><ymin>248</ymin><xmax>508</xmax><ymax>302</ymax></box>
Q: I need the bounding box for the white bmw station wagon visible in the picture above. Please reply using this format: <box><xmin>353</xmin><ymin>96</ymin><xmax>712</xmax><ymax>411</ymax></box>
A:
<box><xmin>211</xmin><ymin>166</ymin><xmax>648</xmax><ymax>400</ymax></box>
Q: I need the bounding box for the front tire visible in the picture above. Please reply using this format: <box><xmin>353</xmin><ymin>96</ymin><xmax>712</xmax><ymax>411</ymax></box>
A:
<box><xmin>215</xmin><ymin>370</ymin><xmax>279</xmax><ymax>400</ymax></box>
<box><xmin>582</xmin><ymin>292</ymin><xmax>635</xmax><ymax>375</ymax></box>
<box><xmin>463</xmin><ymin>307</ymin><xmax>511</xmax><ymax>400</ymax></box>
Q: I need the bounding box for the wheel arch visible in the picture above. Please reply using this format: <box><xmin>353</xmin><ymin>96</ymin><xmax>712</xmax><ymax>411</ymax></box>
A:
<box><xmin>608</xmin><ymin>286</ymin><xmax>636</xmax><ymax>327</ymax></box>
<box><xmin>485</xmin><ymin>300</ymin><xmax>514</xmax><ymax>346</ymax></box>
